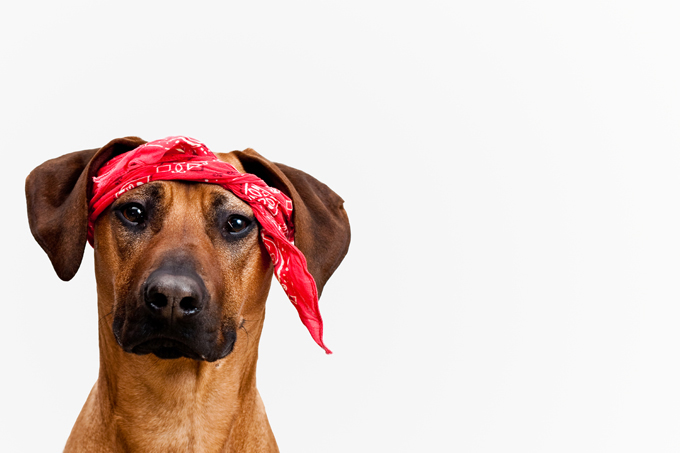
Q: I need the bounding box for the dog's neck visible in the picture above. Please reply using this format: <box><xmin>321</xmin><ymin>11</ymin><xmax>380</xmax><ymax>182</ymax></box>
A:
<box><xmin>101</xmin><ymin>325</ymin><xmax>274</xmax><ymax>452</ymax></box>
<box><xmin>64</xmin><ymin>301</ymin><xmax>278</xmax><ymax>453</ymax></box>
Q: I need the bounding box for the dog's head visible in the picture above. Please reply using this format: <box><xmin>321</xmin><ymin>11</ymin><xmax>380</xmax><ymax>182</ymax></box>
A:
<box><xmin>26</xmin><ymin>137</ymin><xmax>350</xmax><ymax>362</ymax></box>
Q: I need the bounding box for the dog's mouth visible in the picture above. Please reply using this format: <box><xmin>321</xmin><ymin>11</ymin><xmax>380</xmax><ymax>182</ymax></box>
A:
<box><xmin>131</xmin><ymin>338</ymin><xmax>205</xmax><ymax>361</ymax></box>
<box><xmin>113</xmin><ymin>310</ymin><xmax>239</xmax><ymax>362</ymax></box>
<box><xmin>120</xmin><ymin>330</ymin><xmax>237</xmax><ymax>362</ymax></box>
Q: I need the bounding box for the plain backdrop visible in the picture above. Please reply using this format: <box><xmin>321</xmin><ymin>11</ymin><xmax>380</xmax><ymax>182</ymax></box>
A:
<box><xmin>2</xmin><ymin>1</ymin><xmax>680</xmax><ymax>452</ymax></box>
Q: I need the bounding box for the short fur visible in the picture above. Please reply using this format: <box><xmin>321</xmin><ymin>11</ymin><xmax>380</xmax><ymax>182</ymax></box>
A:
<box><xmin>25</xmin><ymin>137</ymin><xmax>350</xmax><ymax>452</ymax></box>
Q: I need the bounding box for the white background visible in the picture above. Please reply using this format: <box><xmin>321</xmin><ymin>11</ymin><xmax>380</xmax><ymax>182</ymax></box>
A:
<box><xmin>1</xmin><ymin>1</ymin><xmax>680</xmax><ymax>452</ymax></box>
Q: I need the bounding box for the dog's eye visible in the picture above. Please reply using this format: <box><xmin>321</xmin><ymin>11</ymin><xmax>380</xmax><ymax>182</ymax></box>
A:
<box><xmin>224</xmin><ymin>215</ymin><xmax>251</xmax><ymax>234</ymax></box>
<box><xmin>121</xmin><ymin>204</ymin><xmax>146</xmax><ymax>224</ymax></box>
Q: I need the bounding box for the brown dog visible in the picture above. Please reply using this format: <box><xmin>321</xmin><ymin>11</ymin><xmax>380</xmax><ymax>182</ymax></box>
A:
<box><xmin>25</xmin><ymin>137</ymin><xmax>350</xmax><ymax>452</ymax></box>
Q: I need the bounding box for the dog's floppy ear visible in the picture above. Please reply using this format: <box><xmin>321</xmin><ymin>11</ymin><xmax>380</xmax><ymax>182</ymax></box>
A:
<box><xmin>25</xmin><ymin>137</ymin><xmax>147</xmax><ymax>281</ymax></box>
<box><xmin>234</xmin><ymin>149</ymin><xmax>351</xmax><ymax>296</ymax></box>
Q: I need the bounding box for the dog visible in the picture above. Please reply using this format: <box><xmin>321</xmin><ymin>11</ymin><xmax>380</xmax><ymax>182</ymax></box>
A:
<box><xmin>25</xmin><ymin>136</ymin><xmax>350</xmax><ymax>452</ymax></box>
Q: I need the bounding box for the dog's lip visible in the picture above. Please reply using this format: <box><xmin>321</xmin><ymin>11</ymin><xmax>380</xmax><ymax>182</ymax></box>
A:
<box><xmin>115</xmin><ymin>322</ymin><xmax>238</xmax><ymax>362</ymax></box>
<box><xmin>129</xmin><ymin>337</ymin><xmax>206</xmax><ymax>361</ymax></box>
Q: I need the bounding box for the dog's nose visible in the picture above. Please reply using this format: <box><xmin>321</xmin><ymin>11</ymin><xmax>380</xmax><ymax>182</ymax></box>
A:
<box><xmin>144</xmin><ymin>271</ymin><xmax>206</xmax><ymax>320</ymax></box>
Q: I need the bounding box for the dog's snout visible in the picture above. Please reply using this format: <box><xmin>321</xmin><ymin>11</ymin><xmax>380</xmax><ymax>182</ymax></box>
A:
<box><xmin>144</xmin><ymin>271</ymin><xmax>206</xmax><ymax>320</ymax></box>
<box><xmin>120</xmin><ymin>259</ymin><xmax>231</xmax><ymax>361</ymax></box>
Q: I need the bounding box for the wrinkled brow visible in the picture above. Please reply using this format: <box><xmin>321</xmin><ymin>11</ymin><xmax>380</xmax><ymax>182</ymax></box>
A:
<box><xmin>209</xmin><ymin>189</ymin><xmax>254</xmax><ymax>215</ymax></box>
<box><xmin>112</xmin><ymin>181</ymin><xmax>166</xmax><ymax>206</ymax></box>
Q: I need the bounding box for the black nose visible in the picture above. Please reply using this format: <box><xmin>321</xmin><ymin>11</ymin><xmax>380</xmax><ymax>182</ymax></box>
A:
<box><xmin>144</xmin><ymin>270</ymin><xmax>206</xmax><ymax>321</ymax></box>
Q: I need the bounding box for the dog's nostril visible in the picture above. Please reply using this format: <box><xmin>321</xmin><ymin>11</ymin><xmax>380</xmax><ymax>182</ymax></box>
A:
<box><xmin>147</xmin><ymin>292</ymin><xmax>168</xmax><ymax>310</ymax></box>
<box><xmin>179</xmin><ymin>296</ymin><xmax>200</xmax><ymax>315</ymax></box>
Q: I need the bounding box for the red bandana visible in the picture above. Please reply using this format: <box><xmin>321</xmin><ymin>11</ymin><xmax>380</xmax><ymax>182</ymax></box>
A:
<box><xmin>88</xmin><ymin>136</ymin><xmax>330</xmax><ymax>353</ymax></box>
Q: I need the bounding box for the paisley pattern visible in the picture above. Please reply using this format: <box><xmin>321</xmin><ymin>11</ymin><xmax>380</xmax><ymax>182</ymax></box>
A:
<box><xmin>88</xmin><ymin>136</ymin><xmax>329</xmax><ymax>353</ymax></box>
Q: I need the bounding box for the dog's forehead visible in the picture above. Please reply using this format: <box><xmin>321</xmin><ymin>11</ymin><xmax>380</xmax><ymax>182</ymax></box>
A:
<box><xmin>113</xmin><ymin>180</ymin><xmax>253</xmax><ymax>214</ymax></box>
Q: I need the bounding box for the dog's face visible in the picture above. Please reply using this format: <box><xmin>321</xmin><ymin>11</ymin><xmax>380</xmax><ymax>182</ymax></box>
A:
<box><xmin>93</xmin><ymin>180</ymin><xmax>274</xmax><ymax>362</ymax></box>
<box><xmin>26</xmin><ymin>138</ymin><xmax>350</xmax><ymax>362</ymax></box>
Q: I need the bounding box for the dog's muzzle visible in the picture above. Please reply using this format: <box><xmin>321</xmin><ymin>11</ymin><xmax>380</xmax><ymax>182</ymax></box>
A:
<box><xmin>112</xmin><ymin>259</ymin><xmax>237</xmax><ymax>362</ymax></box>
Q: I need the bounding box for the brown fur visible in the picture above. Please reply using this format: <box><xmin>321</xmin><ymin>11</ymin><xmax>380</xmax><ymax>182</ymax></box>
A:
<box><xmin>25</xmin><ymin>138</ymin><xmax>350</xmax><ymax>452</ymax></box>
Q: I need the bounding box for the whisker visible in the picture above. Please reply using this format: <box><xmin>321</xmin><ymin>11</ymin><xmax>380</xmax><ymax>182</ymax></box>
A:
<box><xmin>98</xmin><ymin>310</ymin><xmax>113</xmax><ymax>325</ymax></box>
<box><xmin>240</xmin><ymin>318</ymin><xmax>254</xmax><ymax>348</ymax></box>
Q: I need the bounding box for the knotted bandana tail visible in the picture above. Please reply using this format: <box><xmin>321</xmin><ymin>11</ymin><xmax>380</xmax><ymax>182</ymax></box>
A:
<box><xmin>88</xmin><ymin>136</ymin><xmax>330</xmax><ymax>353</ymax></box>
